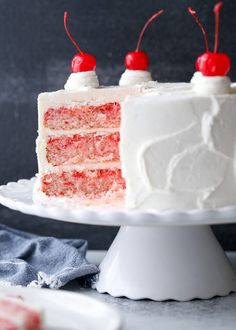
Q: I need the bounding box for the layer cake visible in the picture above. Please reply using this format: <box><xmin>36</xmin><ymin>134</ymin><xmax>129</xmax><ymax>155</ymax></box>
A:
<box><xmin>34</xmin><ymin>85</ymin><xmax>152</xmax><ymax>206</ymax></box>
<box><xmin>34</xmin><ymin>5</ymin><xmax>236</xmax><ymax>211</ymax></box>
<box><xmin>0</xmin><ymin>295</ymin><xmax>42</xmax><ymax>330</ymax></box>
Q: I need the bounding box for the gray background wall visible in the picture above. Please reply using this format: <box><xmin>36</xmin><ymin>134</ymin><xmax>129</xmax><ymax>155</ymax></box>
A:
<box><xmin>0</xmin><ymin>0</ymin><xmax>236</xmax><ymax>249</ymax></box>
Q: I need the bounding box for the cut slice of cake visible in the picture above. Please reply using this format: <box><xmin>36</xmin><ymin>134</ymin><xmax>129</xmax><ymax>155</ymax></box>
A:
<box><xmin>0</xmin><ymin>295</ymin><xmax>42</xmax><ymax>330</ymax></box>
<box><xmin>34</xmin><ymin>85</ymin><xmax>151</xmax><ymax>207</ymax></box>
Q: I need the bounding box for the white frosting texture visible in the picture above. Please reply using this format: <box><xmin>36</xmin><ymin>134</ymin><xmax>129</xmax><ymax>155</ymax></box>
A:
<box><xmin>120</xmin><ymin>83</ymin><xmax>236</xmax><ymax>211</ymax></box>
<box><xmin>119</xmin><ymin>69</ymin><xmax>152</xmax><ymax>86</ymax></box>
<box><xmin>191</xmin><ymin>72</ymin><xmax>231</xmax><ymax>95</ymax></box>
<box><xmin>64</xmin><ymin>71</ymin><xmax>99</xmax><ymax>90</ymax></box>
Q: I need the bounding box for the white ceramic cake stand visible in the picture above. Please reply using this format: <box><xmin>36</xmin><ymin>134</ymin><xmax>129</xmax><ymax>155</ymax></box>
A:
<box><xmin>0</xmin><ymin>178</ymin><xmax>236</xmax><ymax>301</ymax></box>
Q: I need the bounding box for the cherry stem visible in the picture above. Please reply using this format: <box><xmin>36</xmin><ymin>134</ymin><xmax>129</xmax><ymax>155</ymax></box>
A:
<box><xmin>64</xmin><ymin>11</ymin><xmax>84</xmax><ymax>55</ymax></box>
<box><xmin>135</xmin><ymin>9</ymin><xmax>164</xmax><ymax>52</ymax></box>
<box><xmin>214</xmin><ymin>2</ymin><xmax>223</xmax><ymax>53</ymax></box>
<box><xmin>188</xmin><ymin>7</ymin><xmax>209</xmax><ymax>52</ymax></box>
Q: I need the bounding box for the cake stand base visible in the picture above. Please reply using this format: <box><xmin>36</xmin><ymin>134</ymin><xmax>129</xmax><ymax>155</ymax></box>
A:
<box><xmin>95</xmin><ymin>225</ymin><xmax>236</xmax><ymax>301</ymax></box>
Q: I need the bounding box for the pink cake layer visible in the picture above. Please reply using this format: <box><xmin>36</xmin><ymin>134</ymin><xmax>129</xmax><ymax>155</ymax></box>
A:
<box><xmin>42</xmin><ymin>168</ymin><xmax>125</xmax><ymax>202</ymax></box>
<box><xmin>0</xmin><ymin>318</ymin><xmax>17</xmax><ymax>330</ymax></box>
<box><xmin>44</xmin><ymin>102</ymin><xmax>120</xmax><ymax>130</ymax></box>
<box><xmin>47</xmin><ymin>132</ymin><xmax>120</xmax><ymax>166</ymax></box>
<box><xmin>0</xmin><ymin>298</ymin><xmax>41</xmax><ymax>330</ymax></box>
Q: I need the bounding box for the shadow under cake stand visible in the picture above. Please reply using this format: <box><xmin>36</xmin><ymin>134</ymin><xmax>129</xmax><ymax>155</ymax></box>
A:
<box><xmin>0</xmin><ymin>178</ymin><xmax>236</xmax><ymax>301</ymax></box>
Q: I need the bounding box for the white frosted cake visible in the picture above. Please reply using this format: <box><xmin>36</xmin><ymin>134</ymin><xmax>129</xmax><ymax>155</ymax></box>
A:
<box><xmin>34</xmin><ymin>77</ymin><xmax>236</xmax><ymax>211</ymax></box>
<box><xmin>34</xmin><ymin>6</ymin><xmax>236</xmax><ymax>211</ymax></box>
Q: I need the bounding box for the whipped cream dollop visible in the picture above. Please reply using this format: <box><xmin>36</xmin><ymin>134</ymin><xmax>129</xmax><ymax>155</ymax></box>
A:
<box><xmin>191</xmin><ymin>72</ymin><xmax>231</xmax><ymax>95</ymax></box>
<box><xmin>64</xmin><ymin>71</ymin><xmax>99</xmax><ymax>90</ymax></box>
<box><xmin>119</xmin><ymin>69</ymin><xmax>153</xmax><ymax>86</ymax></box>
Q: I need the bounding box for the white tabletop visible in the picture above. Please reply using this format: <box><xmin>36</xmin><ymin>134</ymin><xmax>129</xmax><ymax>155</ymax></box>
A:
<box><xmin>65</xmin><ymin>251</ymin><xmax>236</xmax><ymax>330</ymax></box>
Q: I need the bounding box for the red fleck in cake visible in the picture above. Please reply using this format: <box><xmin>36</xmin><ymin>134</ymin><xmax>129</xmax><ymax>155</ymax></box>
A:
<box><xmin>33</xmin><ymin>85</ymin><xmax>149</xmax><ymax>207</ymax></box>
<box><xmin>0</xmin><ymin>295</ymin><xmax>42</xmax><ymax>330</ymax></box>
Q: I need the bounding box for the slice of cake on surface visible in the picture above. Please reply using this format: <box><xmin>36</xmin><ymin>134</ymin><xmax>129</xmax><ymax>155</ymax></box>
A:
<box><xmin>34</xmin><ymin>85</ymin><xmax>153</xmax><ymax>207</ymax></box>
<box><xmin>0</xmin><ymin>295</ymin><xmax>42</xmax><ymax>330</ymax></box>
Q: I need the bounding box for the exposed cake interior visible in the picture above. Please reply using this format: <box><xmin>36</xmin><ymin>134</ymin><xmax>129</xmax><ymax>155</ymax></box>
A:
<box><xmin>42</xmin><ymin>168</ymin><xmax>125</xmax><ymax>203</ymax></box>
<box><xmin>46</xmin><ymin>132</ymin><xmax>120</xmax><ymax>166</ymax></box>
<box><xmin>44</xmin><ymin>102</ymin><xmax>120</xmax><ymax>130</ymax></box>
<box><xmin>35</xmin><ymin>86</ymin><xmax>145</xmax><ymax>206</ymax></box>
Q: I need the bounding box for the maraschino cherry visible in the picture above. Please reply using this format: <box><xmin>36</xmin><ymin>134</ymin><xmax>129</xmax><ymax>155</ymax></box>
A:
<box><xmin>188</xmin><ymin>2</ymin><xmax>231</xmax><ymax>76</ymax></box>
<box><xmin>64</xmin><ymin>12</ymin><xmax>96</xmax><ymax>73</ymax></box>
<box><xmin>124</xmin><ymin>10</ymin><xmax>164</xmax><ymax>71</ymax></box>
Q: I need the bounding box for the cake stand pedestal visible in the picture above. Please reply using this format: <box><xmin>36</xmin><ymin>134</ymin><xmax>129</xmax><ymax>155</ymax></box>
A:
<box><xmin>0</xmin><ymin>178</ymin><xmax>236</xmax><ymax>301</ymax></box>
<box><xmin>96</xmin><ymin>226</ymin><xmax>236</xmax><ymax>300</ymax></box>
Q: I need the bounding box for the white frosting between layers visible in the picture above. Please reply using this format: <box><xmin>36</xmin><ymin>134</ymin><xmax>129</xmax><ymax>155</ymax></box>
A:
<box><xmin>120</xmin><ymin>84</ymin><xmax>236</xmax><ymax>211</ymax></box>
<box><xmin>64</xmin><ymin>71</ymin><xmax>99</xmax><ymax>90</ymax></box>
<box><xmin>191</xmin><ymin>72</ymin><xmax>231</xmax><ymax>95</ymax></box>
<box><xmin>119</xmin><ymin>69</ymin><xmax>153</xmax><ymax>86</ymax></box>
<box><xmin>41</xmin><ymin>127</ymin><xmax>119</xmax><ymax>137</ymax></box>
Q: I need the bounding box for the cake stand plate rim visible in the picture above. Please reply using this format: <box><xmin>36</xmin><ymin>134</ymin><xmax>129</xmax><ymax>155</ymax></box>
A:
<box><xmin>0</xmin><ymin>177</ymin><xmax>236</xmax><ymax>227</ymax></box>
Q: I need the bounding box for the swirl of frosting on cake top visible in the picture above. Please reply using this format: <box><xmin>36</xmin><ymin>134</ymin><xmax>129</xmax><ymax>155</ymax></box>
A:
<box><xmin>64</xmin><ymin>71</ymin><xmax>99</xmax><ymax>90</ymax></box>
<box><xmin>119</xmin><ymin>70</ymin><xmax>152</xmax><ymax>86</ymax></box>
<box><xmin>191</xmin><ymin>72</ymin><xmax>231</xmax><ymax>95</ymax></box>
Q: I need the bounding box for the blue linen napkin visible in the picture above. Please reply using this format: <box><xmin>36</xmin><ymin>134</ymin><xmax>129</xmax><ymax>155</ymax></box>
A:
<box><xmin>0</xmin><ymin>224</ymin><xmax>99</xmax><ymax>289</ymax></box>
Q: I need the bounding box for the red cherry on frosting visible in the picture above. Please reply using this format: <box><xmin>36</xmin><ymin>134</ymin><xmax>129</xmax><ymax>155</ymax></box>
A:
<box><xmin>71</xmin><ymin>53</ymin><xmax>96</xmax><ymax>72</ymax></box>
<box><xmin>124</xmin><ymin>10</ymin><xmax>164</xmax><ymax>70</ymax></box>
<box><xmin>64</xmin><ymin>12</ymin><xmax>96</xmax><ymax>73</ymax></box>
<box><xmin>188</xmin><ymin>2</ymin><xmax>231</xmax><ymax>77</ymax></box>
<box><xmin>196</xmin><ymin>52</ymin><xmax>231</xmax><ymax>76</ymax></box>
<box><xmin>125</xmin><ymin>51</ymin><xmax>149</xmax><ymax>70</ymax></box>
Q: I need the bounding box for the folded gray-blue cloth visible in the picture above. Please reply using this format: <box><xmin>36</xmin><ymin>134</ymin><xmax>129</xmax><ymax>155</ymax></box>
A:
<box><xmin>0</xmin><ymin>224</ymin><xmax>99</xmax><ymax>289</ymax></box>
